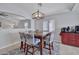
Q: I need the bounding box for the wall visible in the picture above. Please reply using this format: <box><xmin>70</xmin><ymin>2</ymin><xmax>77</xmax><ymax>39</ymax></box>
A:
<box><xmin>17</xmin><ymin>20</ymin><xmax>31</xmax><ymax>28</ymax></box>
<box><xmin>0</xmin><ymin>18</ymin><xmax>19</xmax><ymax>29</ymax></box>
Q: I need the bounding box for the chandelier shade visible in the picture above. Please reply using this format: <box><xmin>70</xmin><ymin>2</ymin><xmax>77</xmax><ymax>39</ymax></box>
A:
<box><xmin>32</xmin><ymin>3</ymin><xmax>45</xmax><ymax>20</ymax></box>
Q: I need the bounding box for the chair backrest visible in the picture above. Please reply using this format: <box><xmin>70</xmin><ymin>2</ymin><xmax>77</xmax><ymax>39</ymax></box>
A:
<box><xmin>50</xmin><ymin>31</ymin><xmax>54</xmax><ymax>43</ymax></box>
<box><xmin>24</xmin><ymin>30</ymin><xmax>39</xmax><ymax>45</ymax></box>
<box><xmin>45</xmin><ymin>32</ymin><xmax>52</xmax><ymax>44</ymax></box>
<box><xmin>19</xmin><ymin>32</ymin><xmax>24</xmax><ymax>39</ymax></box>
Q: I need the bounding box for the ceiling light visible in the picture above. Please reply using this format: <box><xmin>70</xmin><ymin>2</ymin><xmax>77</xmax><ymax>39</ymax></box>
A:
<box><xmin>32</xmin><ymin>3</ymin><xmax>45</xmax><ymax>20</ymax></box>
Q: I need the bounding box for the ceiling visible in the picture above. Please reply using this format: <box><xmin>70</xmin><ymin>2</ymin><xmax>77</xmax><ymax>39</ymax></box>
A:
<box><xmin>0</xmin><ymin>3</ymin><xmax>79</xmax><ymax>20</ymax></box>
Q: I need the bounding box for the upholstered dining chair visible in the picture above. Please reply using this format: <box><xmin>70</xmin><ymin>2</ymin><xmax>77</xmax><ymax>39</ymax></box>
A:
<box><xmin>24</xmin><ymin>31</ymin><xmax>40</xmax><ymax>55</ymax></box>
<box><xmin>43</xmin><ymin>32</ymin><xmax>54</xmax><ymax>54</ymax></box>
<box><xmin>19</xmin><ymin>32</ymin><xmax>25</xmax><ymax>51</ymax></box>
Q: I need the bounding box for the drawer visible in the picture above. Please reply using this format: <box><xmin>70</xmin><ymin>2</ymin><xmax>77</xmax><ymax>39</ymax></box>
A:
<box><xmin>68</xmin><ymin>40</ymin><xmax>75</xmax><ymax>45</ymax></box>
<box><xmin>75</xmin><ymin>40</ymin><xmax>79</xmax><ymax>47</ymax></box>
<box><xmin>61</xmin><ymin>38</ymin><xmax>68</xmax><ymax>44</ymax></box>
<box><xmin>62</xmin><ymin>40</ymin><xmax>69</xmax><ymax>44</ymax></box>
<box><xmin>75</xmin><ymin>36</ymin><xmax>79</xmax><ymax>39</ymax></box>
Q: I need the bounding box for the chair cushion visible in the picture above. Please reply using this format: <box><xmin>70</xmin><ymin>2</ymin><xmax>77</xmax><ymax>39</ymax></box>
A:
<box><xmin>26</xmin><ymin>38</ymin><xmax>40</xmax><ymax>45</ymax></box>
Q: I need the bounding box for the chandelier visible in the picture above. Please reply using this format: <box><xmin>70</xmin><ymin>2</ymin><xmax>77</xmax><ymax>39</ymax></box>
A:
<box><xmin>32</xmin><ymin>3</ymin><xmax>45</xmax><ymax>20</ymax></box>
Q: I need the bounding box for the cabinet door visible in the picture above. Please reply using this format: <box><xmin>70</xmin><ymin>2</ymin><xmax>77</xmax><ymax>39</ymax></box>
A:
<box><xmin>75</xmin><ymin>34</ymin><xmax>79</xmax><ymax>47</ymax></box>
<box><xmin>75</xmin><ymin>40</ymin><xmax>79</xmax><ymax>47</ymax></box>
<box><xmin>61</xmin><ymin>33</ymin><xmax>69</xmax><ymax>44</ymax></box>
<box><xmin>67</xmin><ymin>33</ymin><xmax>75</xmax><ymax>45</ymax></box>
<box><xmin>68</xmin><ymin>39</ymin><xmax>75</xmax><ymax>46</ymax></box>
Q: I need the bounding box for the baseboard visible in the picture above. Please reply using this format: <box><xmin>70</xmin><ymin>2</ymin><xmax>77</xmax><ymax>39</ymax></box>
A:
<box><xmin>0</xmin><ymin>41</ymin><xmax>20</xmax><ymax>54</ymax></box>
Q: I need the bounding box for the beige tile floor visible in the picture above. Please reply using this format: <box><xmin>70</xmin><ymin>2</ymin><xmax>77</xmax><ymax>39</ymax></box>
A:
<box><xmin>1</xmin><ymin>41</ymin><xmax>79</xmax><ymax>55</ymax></box>
<box><xmin>59</xmin><ymin>44</ymin><xmax>79</xmax><ymax>55</ymax></box>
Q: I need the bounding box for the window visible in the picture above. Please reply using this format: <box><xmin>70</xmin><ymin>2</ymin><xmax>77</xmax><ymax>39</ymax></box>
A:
<box><xmin>49</xmin><ymin>20</ymin><xmax>55</xmax><ymax>32</ymax></box>
<box><xmin>31</xmin><ymin>20</ymin><xmax>35</xmax><ymax>31</ymax></box>
<box><xmin>43</xmin><ymin>20</ymin><xmax>55</xmax><ymax>32</ymax></box>
<box><xmin>43</xmin><ymin>21</ymin><xmax>49</xmax><ymax>32</ymax></box>
<box><xmin>25</xmin><ymin>23</ymin><xmax>28</xmax><ymax>28</ymax></box>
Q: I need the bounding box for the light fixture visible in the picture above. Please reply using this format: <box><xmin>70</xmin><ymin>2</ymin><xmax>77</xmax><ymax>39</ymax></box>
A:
<box><xmin>32</xmin><ymin>3</ymin><xmax>45</xmax><ymax>20</ymax></box>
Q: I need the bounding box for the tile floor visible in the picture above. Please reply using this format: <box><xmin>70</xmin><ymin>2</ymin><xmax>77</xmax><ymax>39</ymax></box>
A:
<box><xmin>1</xmin><ymin>41</ymin><xmax>79</xmax><ymax>55</ymax></box>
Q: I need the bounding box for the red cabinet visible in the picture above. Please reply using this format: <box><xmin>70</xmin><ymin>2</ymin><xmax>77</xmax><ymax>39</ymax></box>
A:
<box><xmin>60</xmin><ymin>32</ymin><xmax>79</xmax><ymax>47</ymax></box>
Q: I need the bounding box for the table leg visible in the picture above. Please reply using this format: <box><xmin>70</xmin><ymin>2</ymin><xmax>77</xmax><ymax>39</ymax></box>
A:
<box><xmin>40</xmin><ymin>38</ymin><xmax>44</xmax><ymax>55</ymax></box>
<box><xmin>40</xmin><ymin>39</ymin><xmax>42</xmax><ymax>55</ymax></box>
<box><xmin>24</xmin><ymin>42</ymin><xmax>26</xmax><ymax>52</ymax></box>
<box><xmin>20</xmin><ymin>41</ymin><xmax>23</xmax><ymax>50</ymax></box>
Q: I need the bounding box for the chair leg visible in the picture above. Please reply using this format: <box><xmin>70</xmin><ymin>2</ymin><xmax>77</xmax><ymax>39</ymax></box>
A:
<box><xmin>51</xmin><ymin>42</ymin><xmax>54</xmax><ymax>50</ymax></box>
<box><xmin>32</xmin><ymin>46</ymin><xmax>34</xmax><ymax>55</ymax></box>
<box><xmin>25</xmin><ymin>44</ymin><xmax>28</xmax><ymax>55</ymax></box>
<box><xmin>49</xmin><ymin>44</ymin><xmax>51</xmax><ymax>55</ymax></box>
<box><xmin>24</xmin><ymin>42</ymin><xmax>26</xmax><ymax>52</ymax></box>
<box><xmin>44</xmin><ymin>41</ymin><xmax>46</xmax><ymax>48</ymax></box>
<box><xmin>20</xmin><ymin>41</ymin><xmax>23</xmax><ymax>50</ymax></box>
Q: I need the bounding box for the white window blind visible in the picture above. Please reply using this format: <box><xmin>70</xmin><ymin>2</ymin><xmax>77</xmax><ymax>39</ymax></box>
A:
<box><xmin>31</xmin><ymin>20</ymin><xmax>35</xmax><ymax>31</ymax></box>
<box><xmin>43</xmin><ymin>21</ymin><xmax>49</xmax><ymax>31</ymax></box>
<box><xmin>43</xmin><ymin>20</ymin><xmax>55</xmax><ymax>32</ymax></box>
<box><xmin>49</xmin><ymin>20</ymin><xmax>55</xmax><ymax>32</ymax></box>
